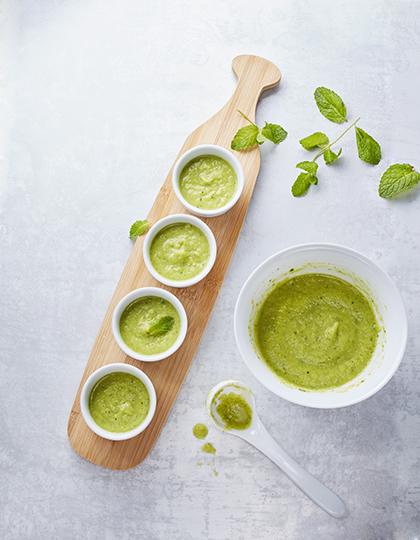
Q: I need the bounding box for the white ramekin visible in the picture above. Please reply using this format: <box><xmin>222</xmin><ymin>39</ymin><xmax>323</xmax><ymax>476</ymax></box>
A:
<box><xmin>234</xmin><ymin>243</ymin><xmax>407</xmax><ymax>409</ymax></box>
<box><xmin>112</xmin><ymin>287</ymin><xmax>188</xmax><ymax>362</ymax></box>
<box><xmin>172</xmin><ymin>144</ymin><xmax>244</xmax><ymax>217</ymax></box>
<box><xmin>80</xmin><ymin>362</ymin><xmax>157</xmax><ymax>441</ymax></box>
<box><xmin>143</xmin><ymin>213</ymin><xmax>217</xmax><ymax>288</ymax></box>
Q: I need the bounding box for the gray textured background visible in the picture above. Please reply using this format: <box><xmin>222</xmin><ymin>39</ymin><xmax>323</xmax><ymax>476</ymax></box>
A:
<box><xmin>1</xmin><ymin>1</ymin><xmax>420</xmax><ymax>539</ymax></box>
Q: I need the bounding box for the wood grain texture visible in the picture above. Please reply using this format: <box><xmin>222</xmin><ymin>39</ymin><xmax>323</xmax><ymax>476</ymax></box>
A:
<box><xmin>67</xmin><ymin>54</ymin><xmax>281</xmax><ymax>469</ymax></box>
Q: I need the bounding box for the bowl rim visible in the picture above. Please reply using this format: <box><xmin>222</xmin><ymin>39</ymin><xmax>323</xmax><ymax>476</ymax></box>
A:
<box><xmin>80</xmin><ymin>362</ymin><xmax>157</xmax><ymax>441</ymax></box>
<box><xmin>234</xmin><ymin>242</ymin><xmax>408</xmax><ymax>409</ymax></box>
<box><xmin>143</xmin><ymin>213</ymin><xmax>217</xmax><ymax>288</ymax></box>
<box><xmin>112</xmin><ymin>286</ymin><xmax>188</xmax><ymax>362</ymax></box>
<box><xmin>172</xmin><ymin>144</ymin><xmax>244</xmax><ymax>218</ymax></box>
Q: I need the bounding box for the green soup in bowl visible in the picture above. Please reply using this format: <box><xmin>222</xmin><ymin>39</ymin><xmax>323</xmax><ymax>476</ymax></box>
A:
<box><xmin>143</xmin><ymin>214</ymin><xmax>217</xmax><ymax>288</ymax></box>
<box><xmin>120</xmin><ymin>296</ymin><xmax>181</xmax><ymax>355</ymax></box>
<box><xmin>234</xmin><ymin>244</ymin><xmax>407</xmax><ymax>409</ymax></box>
<box><xmin>112</xmin><ymin>287</ymin><xmax>188</xmax><ymax>362</ymax></box>
<box><xmin>179</xmin><ymin>155</ymin><xmax>237</xmax><ymax>210</ymax></box>
<box><xmin>89</xmin><ymin>372</ymin><xmax>150</xmax><ymax>432</ymax></box>
<box><xmin>172</xmin><ymin>144</ymin><xmax>244</xmax><ymax>217</ymax></box>
<box><xmin>80</xmin><ymin>363</ymin><xmax>157</xmax><ymax>441</ymax></box>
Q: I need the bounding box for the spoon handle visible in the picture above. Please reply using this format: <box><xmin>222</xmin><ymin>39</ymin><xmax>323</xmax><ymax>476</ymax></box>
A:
<box><xmin>246</xmin><ymin>424</ymin><xmax>347</xmax><ymax>518</ymax></box>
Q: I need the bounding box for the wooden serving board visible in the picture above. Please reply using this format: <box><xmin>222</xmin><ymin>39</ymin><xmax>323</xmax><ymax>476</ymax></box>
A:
<box><xmin>67</xmin><ymin>55</ymin><xmax>281</xmax><ymax>469</ymax></box>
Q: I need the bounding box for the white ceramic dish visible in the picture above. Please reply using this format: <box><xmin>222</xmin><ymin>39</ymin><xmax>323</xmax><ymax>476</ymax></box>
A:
<box><xmin>80</xmin><ymin>362</ymin><xmax>157</xmax><ymax>441</ymax></box>
<box><xmin>143</xmin><ymin>213</ymin><xmax>217</xmax><ymax>288</ymax></box>
<box><xmin>234</xmin><ymin>243</ymin><xmax>407</xmax><ymax>409</ymax></box>
<box><xmin>112</xmin><ymin>287</ymin><xmax>188</xmax><ymax>362</ymax></box>
<box><xmin>172</xmin><ymin>144</ymin><xmax>244</xmax><ymax>217</ymax></box>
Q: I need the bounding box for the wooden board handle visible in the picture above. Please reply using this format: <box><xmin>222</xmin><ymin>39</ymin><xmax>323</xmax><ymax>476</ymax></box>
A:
<box><xmin>232</xmin><ymin>54</ymin><xmax>281</xmax><ymax>89</ymax></box>
<box><xmin>230</xmin><ymin>55</ymin><xmax>281</xmax><ymax>119</ymax></box>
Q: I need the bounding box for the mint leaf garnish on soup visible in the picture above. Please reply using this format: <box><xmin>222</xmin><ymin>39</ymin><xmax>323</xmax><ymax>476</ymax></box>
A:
<box><xmin>147</xmin><ymin>316</ymin><xmax>175</xmax><ymax>337</ymax></box>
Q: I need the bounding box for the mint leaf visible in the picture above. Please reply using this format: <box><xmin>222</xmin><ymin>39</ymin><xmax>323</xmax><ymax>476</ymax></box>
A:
<box><xmin>378</xmin><ymin>164</ymin><xmax>420</xmax><ymax>199</ymax></box>
<box><xmin>297</xmin><ymin>161</ymin><xmax>318</xmax><ymax>175</ymax></box>
<box><xmin>261</xmin><ymin>122</ymin><xmax>288</xmax><ymax>144</ymax></box>
<box><xmin>314</xmin><ymin>87</ymin><xmax>347</xmax><ymax>124</ymax></box>
<box><xmin>292</xmin><ymin>173</ymin><xmax>311</xmax><ymax>196</ymax></box>
<box><xmin>232</xmin><ymin>111</ymin><xmax>288</xmax><ymax>151</ymax></box>
<box><xmin>355</xmin><ymin>127</ymin><xmax>381</xmax><ymax>165</ymax></box>
<box><xmin>231</xmin><ymin>124</ymin><xmax>259</xmax><ymax>150</ymax></box>
<box><xmin>323</xmin><ymin>148</ymin><xmax>342</xmax><ymax>165</ymax></box>
<box><xmin>129</xmin><ymin>219</ymin><xmax>149</xmax><ymax>240</ymax></box>
<box><xmin>300</xmin><ymin>132</ymin><xmax>329</xmax><ymax>150</ymax></box>
<box><xmin>147</xmin><ymin>316</ymin><xmax>175</xmax><ymax>337</ymax></box>
<box><xmin>292</xmin><ymin>172</ymin><xmax>316</xmax><ymax>196</ymax></box>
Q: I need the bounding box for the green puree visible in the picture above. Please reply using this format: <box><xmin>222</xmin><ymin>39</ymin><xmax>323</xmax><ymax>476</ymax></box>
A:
<box><xmin>193</xmin><ymin>423</ymin><xmax>208</xmax><ymax>440</ymax></box>
<box><xmin>254</xmin><ymin>273</ymin><xmax>379</xmax><ymax>390</ymax></box>
<box><xmin>150</xmin><ymin>223</ymin><xmax>210</xmax><ymax>281</ymax></box>
<box><xmin>201</xmin><ymin>442</ymin><xmax>216</xmax><ymax>455</ymax></box>
<box><xmin>215</xmin><ymin>392</ymin><xmax>253</xmax><ymax>430</ymax></box>
<box><xmin>180</xmin><ymin>155</ymin><xmax>237</xmax><ymax>210</ymax></box>
<box><xmin>120</xmin><ymin>296</ymin><xmax>180</xmax><ymax>355</ymax></box>
<box><xmin>89</xmin><ymin>372</ymin><xmax>150</xmax><ymax>432</ymax></box>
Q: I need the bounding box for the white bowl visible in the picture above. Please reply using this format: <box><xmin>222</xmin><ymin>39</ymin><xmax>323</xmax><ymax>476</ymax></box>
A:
<box><xmin>234</xmin><ymin>243</ymin><xmax>407</xmax><ymax>409</ymax></box>
<box><xmin>112</xmin><ymin>287</ymin><xmax>188</xmax><ymax>361</ymax></box>
<box><xmin>80</xmin><ymin>362</ymin><xmax>157</xmax><ymax>441</ymax></box>
<box><xmin>143</xmin><ymin>213</ymin><xmax>217</xmax><ymax>288</ymax></box>
<box><xmin>172</xmin><ymin>144</ymin><xmax>244</xmax><ymax>217</ymax></box>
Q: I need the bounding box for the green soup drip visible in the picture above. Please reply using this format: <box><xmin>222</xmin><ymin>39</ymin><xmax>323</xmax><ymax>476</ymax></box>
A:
<box><xmin>215</xmin><ymin>392</ymin><xmax>253</xmax><ymax>430</ymax></box>
<box><xmin>150</xmin><ymin>223</ymin><xmax>210</xmax><ymax>281</ymax></box>
<box><xmin>119</xmin><ymin>296</ymin><xmax>180</xmax><ymax>355</ymax></box>
<box><xmin>201</xmin><ymin>442</ymin><xmax>216</xmax><ymax>455</ymax></box>
<box><xmin>89</xmin><ymin>372</ymin><xmax>150</xmax><ymax>432</ymax></box>
<box><xmin>193</xmin><ymin>423</ymin><xmax>208</xmax><ymax>440</ymax></box>
<box><xmin>179</xmin><ymin>155</ymin><xmax>237</xmax><ymax>210</ymax></box>
<box><xmin>254</xmin><ymin>273</ymin><xmax>379</xmax><ymax>390</ymax></box>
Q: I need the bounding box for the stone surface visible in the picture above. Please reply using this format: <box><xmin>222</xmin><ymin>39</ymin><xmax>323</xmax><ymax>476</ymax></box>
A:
<box><xmin>1</xmin><ymin>1</ymin><xmax>420</xmax><ymax>539</ymax></box>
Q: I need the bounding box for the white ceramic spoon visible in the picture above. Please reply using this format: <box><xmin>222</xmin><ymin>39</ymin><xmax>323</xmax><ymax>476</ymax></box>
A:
<box><xmin>207</xmin><ymin>380</ymin><xmax>348</xmax><ymax>519</ymax></box>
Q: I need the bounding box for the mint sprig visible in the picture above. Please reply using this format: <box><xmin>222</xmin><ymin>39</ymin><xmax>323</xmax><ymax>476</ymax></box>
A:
<box><xmin>231</xmin><ymin>110</ymin><xmax>287</xmax><ymax>151</ymax></box>
<box><xmin>292</xmin><ymin>84</ymin><xmax>386</xmax><ymax>196</ymax></box>
<box><xmin>292</xmin><ymin>117</ymin><xmax>360</xmax><ymax>197</ymax></box>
